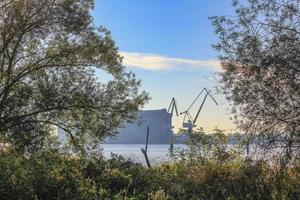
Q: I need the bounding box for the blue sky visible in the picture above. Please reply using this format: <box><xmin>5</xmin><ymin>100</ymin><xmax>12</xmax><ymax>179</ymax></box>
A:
<box><xmin>92</xmin><ymin>0</ymin><xmax>236</xmax><ymax>133</ymax></box>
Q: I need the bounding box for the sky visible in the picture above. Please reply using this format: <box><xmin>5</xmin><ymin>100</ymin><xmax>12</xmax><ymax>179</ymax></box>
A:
<box><xmin>92</xmin><ymin>0</ymin><xmax>236</xmax><ymax>133</ymax></box>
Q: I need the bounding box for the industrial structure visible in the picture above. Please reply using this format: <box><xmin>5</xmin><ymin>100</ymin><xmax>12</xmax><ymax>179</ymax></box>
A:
<box><xmin>105</xmin><ymin>109</ymin><xmax>174</xmax><ymax>144</ymax></box>
<box><xmin>56</xmin><ymin>88</ymin><xmax>218</xmax><ymax>144</ymax></box>
<box><xmin>180</xmin><ymin>88</ymin><xmax>218</xmax><ymax>132</ymax></box>
<box><xmin>105</xmin><ymin>88</ymin><xmax>218</xmax><ymax>144</ymax></box>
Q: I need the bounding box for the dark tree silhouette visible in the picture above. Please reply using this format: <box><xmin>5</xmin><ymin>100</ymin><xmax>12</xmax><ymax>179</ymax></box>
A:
<box><xmin>211</xmin><ymin>0</ymin><xmax>300</xmax><ymax>163</ymax></box>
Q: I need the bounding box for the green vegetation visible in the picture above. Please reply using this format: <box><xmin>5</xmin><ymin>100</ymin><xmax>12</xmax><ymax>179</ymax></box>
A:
<box><xmin>0</xmin><ymin>0</ymin><xmax>148</xmax><ymax>154</ymax></box>
<box><xmin>1</xmin><ymin>0</ymin><xmax>300</xmax><ymax>199</ymax></box>
<box><xmin>211</xmin><ymin>0</ymin><xmax>300</xmax><ymax>161</ymax></box>
<box><xmin>0</xmin><ymin>148</ymin><xmax>299</xmax><ymax>200</ymax></box>
<box><xmin>0</xmin><ymin>129</ymin><xmax>299</xmax><ymax>200</ymax></box>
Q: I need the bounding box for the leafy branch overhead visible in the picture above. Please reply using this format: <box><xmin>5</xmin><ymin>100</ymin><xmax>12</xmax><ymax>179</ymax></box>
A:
<box><xmin>211</xmin><ymin>0</ymin><xmax>300</xmax><ymax>162</ymax></box>
<box><xmin>0</xmin><ymin>0</ymin><xmax>149</xmax><ymax>152</ymax></box>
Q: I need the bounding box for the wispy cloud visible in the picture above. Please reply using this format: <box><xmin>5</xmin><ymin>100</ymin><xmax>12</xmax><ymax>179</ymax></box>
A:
<box><xmin>120</xmin><ymin>51</ymin><xmax>221</xmax><ymax>71</ymax></box>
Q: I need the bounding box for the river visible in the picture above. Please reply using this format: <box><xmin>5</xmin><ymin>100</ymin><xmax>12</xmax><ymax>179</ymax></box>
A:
<box><xmin>101</xmin><ymin>144</ymin><xmax>188</xmax><ymax>165</ymax></box>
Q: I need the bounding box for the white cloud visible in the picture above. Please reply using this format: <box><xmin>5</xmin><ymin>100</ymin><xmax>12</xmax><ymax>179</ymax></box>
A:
<box><xmin>120</xmin><ymin>51</ymin><xmax>221</xmax><ymax>71</ymax></box>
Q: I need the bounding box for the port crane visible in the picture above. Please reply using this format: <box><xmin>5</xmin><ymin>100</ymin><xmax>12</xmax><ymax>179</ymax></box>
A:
<box><xmin>167</xmin><ymin>97</ymin><xmax>179</xmax><ymax>151</ymax></box>
<box><xmin>180</xmin><ymin>88</ymin><xmax>218</xmax><ymax>133</ymax></box>
<box><xmin>167</xmin><ymin>97</ymin><xmax>179</xmax><ymax>116</ymax></box>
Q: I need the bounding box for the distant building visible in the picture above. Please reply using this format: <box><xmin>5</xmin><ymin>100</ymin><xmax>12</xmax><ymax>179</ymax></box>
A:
<box><xmin>55</xmin><ymin>109</ymin><xmax>178</xmax><ymax>144</ymax></box>
<box><xmin>105</xmin><ymin>109</ymin><xmax>174</xmax><ymax>144</ymax></box>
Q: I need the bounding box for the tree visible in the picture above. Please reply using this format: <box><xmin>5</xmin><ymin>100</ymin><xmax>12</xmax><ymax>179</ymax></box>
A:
<box><xmin>211</xmin><ymin>0</ymin><xmax>300</xmax><ymax>163</ymax></box>
<box><xmin>0</xmin><ymin>0</ymin><xmax>149</xmax><ymax>153</ymax></box>
<box><xmin>186</xmin><ymin>128</ymin><xmax>231</xmax><ymax>162</ymax></box>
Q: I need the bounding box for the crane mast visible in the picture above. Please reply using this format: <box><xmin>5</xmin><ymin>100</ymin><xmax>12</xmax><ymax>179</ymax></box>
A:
<box><xmin>167</xmin><ymin>97</ymin><xmax>179</xmax><ymax>151</ymax></box>
<box><xmin>180</xmin><ymin>88</ymin><xmax>218</xmax><ymax>132</ymax></box>
<box><xmin>168</xmin><ymin>97</ymin><xmax>179</xmax><ymax>116</ymax></box>
<box><xmin>193</xmin><ymin>88</ymin><xmax>218</xmax><ymax>125</ymax></box>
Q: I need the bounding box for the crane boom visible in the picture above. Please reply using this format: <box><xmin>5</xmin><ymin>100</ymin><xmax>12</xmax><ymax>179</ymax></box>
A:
<box><xmin>193</xmin><ymin>92</ymin><xmax>209</xmax><ymax>125</ymax></box>
<box><xmin>207</xmin><ymin>90</ymin><xmax>218</xmax><ymax>106</ymax></box>
<box><xmin>185</xmin><ymin>88</ymin><xmax>205</xmax><ymax>112</ymax></box>
<box><xmin>181</xmin><ymin>88</ymin><xmax>218</xmax><ymax>132</ymax></box>
<box><xmin>168</xmin><ymin>97</ymin><xmax>179</xmax><ymax>116</ymax></box>
<box><xmin>193</xmin><ymin>89</ymin><xmax>218</xmax><ymax>125</ymax></box>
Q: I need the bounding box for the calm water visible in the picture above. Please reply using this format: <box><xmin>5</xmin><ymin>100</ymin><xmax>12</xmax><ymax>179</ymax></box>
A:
<box><xmin>101</xmin><ymin>144</ymin><xmax>187</xmax><ymax>165</ymax></box>
<box><xmin>101</xmin><ymin>144</ymin><xmax>267</xmax><ymax>165</ymax></box>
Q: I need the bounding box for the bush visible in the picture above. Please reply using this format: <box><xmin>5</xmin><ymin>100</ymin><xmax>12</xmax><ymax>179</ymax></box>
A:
<box><xmin>0</xmin><ymin>150</ymin><xmax>299</xmax><ymax>200</ymax></box>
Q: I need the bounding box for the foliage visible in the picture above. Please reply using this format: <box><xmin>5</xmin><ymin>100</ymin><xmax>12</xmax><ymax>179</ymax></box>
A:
<box><xmin>211</xmin><ymin>0</ymin><xmax>300</xmax><ymax>162</ymax></box>
<box><xmin>0</xmin><ymin>149</ymin><xmax>299</xmax><ymax>200</ymax></box>
<box><xmin>185</xmin><ymin>128</ymin><xmax>236</xmax><ymax>162</ymax></box>
<box><xmin>0</xmin><ymin>0</ymin><xmax>149</xmax><ymax>153</ymax></box>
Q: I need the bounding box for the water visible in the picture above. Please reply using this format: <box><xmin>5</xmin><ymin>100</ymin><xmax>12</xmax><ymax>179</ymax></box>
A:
<box><xmin>101</xmin><ymin>144</ymin><xmax>269</xmax><ymax>165</ymax></box>
<box><xmin>101</xmin><ymin>144</ymin><xmax>187</xmax><ymax>165</ymax></box>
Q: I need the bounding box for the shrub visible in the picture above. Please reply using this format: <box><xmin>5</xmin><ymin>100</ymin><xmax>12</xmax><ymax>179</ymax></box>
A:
<box><xmin>0</xmin><ymin>150</ymin><xmax>299</xmax><ymax>200</ymax></box>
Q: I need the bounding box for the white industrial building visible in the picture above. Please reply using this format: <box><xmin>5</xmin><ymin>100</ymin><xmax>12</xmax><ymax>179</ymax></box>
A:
<box><xmin>105</xmin><ymin>109</ymin><xmax>174</xmax><ymax>144</ymax></box>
